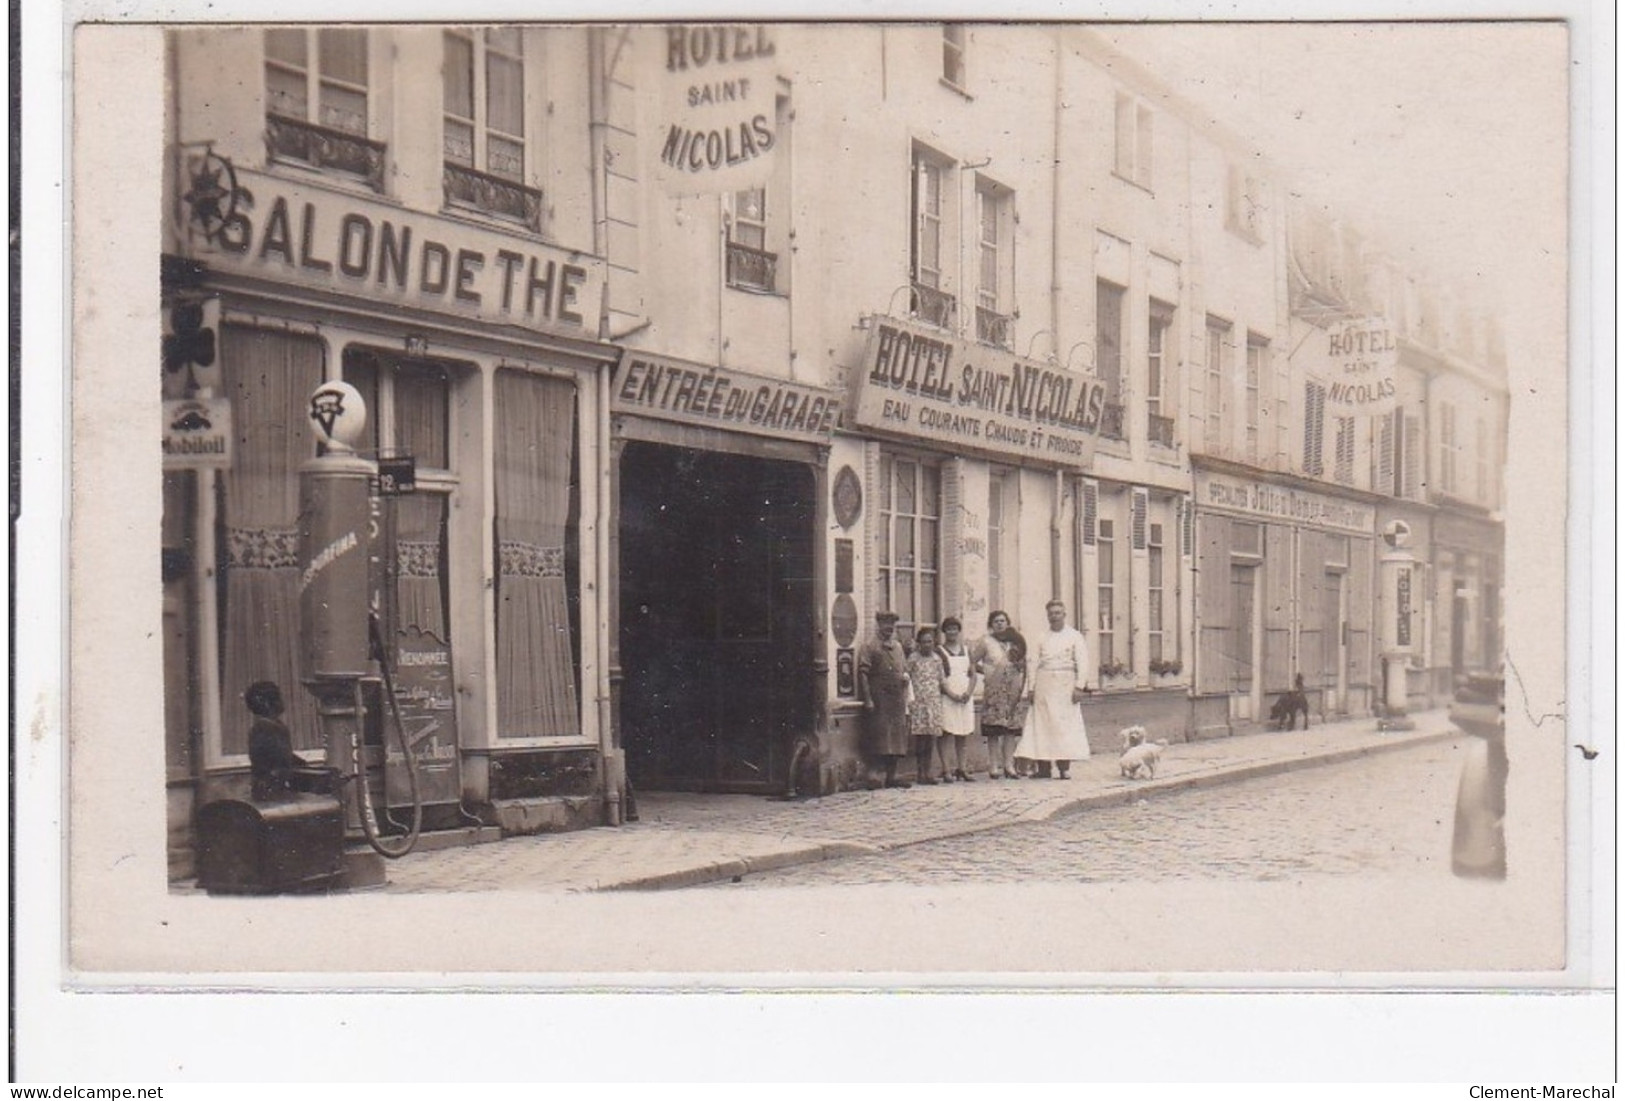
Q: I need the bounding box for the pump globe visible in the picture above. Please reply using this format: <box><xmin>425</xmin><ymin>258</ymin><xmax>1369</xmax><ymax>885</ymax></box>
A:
<box><xmin>308</xmin><ymin>380</ymin><xmax>368</xmax><ymax>453</ymax></box>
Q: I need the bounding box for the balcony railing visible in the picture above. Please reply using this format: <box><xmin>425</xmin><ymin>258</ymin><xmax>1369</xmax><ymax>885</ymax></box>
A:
<box><xmin>726</xmin><ymin>240</ymin><xmax>778</xmax><ymax>292</ymax></box>
<box><xmin>1099</xmin><ymin>400</ymin><xmax>1126</xmax><ymax>441</ymax></box>
<box><xmin>975</xmin><ymin>306</ymin><xmax>1013</xmax><ymax>349</ymax></box>
<box><xmin>1147</xmin><ymin>412</ymin><xmax>1176</xmax><ymax>448</ymax></box>
<box><xmin>265</xmin><ymin>114</ymin><xmax>387</xmax><ymax>192</ymax></box>
<box><xmin>910</xmin><ymin>282</ymin><xmax>957</xmax><ymax>330</ymax></box>
<box><xmin>443</xmin><ymin>161</ymin><xmax>544</xmax><ymax>233</ymax></box>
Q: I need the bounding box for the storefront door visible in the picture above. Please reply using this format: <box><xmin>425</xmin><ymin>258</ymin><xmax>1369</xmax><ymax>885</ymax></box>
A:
<box><xmin>1323</xmin><ymin>570</ymin><xmax>1348</xmax><ymax>715</ymax></box>
<box><xmin>1230</xmin><ymin>562</ymin><xmax>1260</xmax><ymax>721</ymax></box>
<box><xmin>620</xmin><ymin>442</ymin><xmax>816</xmax><ymax>793</ymax></box>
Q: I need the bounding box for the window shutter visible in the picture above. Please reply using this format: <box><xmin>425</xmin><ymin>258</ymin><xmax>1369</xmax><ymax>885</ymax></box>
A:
<box><xmin>1131</xmin><ymin>487</ymin><xmax>1148</xmax><ymax>551</ymax></box>
<box><xmin>1181</xmin><ymin>494</ymin><xmax>1194</xmax><ymax>556</ymax></box>
<box><xmin>1377</xmin><ymin>410</ymin><xmax>1395</xmax><ymax>493</ymax></box>
<box><xmin>1303</xmin><ymin>381</ymin><xmax>1325</xmax><ymax>476</ymax></box>
<box><xmin>1403</xmin><ymin>412</ymin><xmax>1422</xmax><ymax>499</ymax></box>
<box><xmin>1081</xmin><ymin>479</ymin><xmax>1098</xmax><ymax>547</ymax></box>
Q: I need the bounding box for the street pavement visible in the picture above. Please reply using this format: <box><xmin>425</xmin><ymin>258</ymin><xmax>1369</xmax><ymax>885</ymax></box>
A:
<box><xmin>381</xmin><ymin>709</ymin><xmax>1460</xmax><ymax>894</ymax></box>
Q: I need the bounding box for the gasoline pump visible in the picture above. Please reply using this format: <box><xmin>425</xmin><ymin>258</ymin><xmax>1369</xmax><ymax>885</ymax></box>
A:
<box><xmin>298</xmin><ymin>380</ymin><xmax>423</xmax><ymax>873</ymax></box>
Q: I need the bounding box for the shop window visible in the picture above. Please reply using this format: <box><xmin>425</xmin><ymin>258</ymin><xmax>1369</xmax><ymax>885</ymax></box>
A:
<box><xmin>493</xmin><ymin>369</ymin><xmax>581</xmax><ymax>738</ymax></box>
<box><xmin>264</xmin><ymin>27</ymin><xmax>385</xmax><ymax>191</ymax></box>
<box><xmin>1114</xmin><ymin>92</ymin><xmax>1154</xmax><ymax>189</ymax></box>
<box><xmin>1147</xmin><ymin>299</ymin><xmax>1176</xmax><ymax>448</ymax></box>
<box><xmin>342</xmin><ymin>351</ymin><xmax>453</xmax><ymax>471</ymax></box>
<box><xmin>1096</xmin><ymin>517</ymin><xmax>1116</xmax><ymax>668</ymax></box>
<box><xmin>910</xmin><ymin>147</ymin><xmax>957</xmax><ymax>328</ymax></box>
<box><xmin>941</xmin><ymin>24</ymin><xmax>967</xmax><ymax>91</ymax></box>
<box><xmin>987</xmin><ymin>469</ymin><xmax>1009</xmax><ymax>611</ymax></box>
<box><xmin>1303</xmin><ymin>380</ymin><xmax>1326</xmax><ymax>476</ymax></box>
<box><xmin>1245</xmin><ymin>334</ymin><xmax>1268</xmax><ymax>461</ymax></box>
<box><xmin>217</xmin><ymin>326</ymin><xmax>326</xmax><ymax>758</ymax></box>
<box><xmin>1148</xmin><ymin>521</ymin><xmax>1165</xmax><ymax>664</ymax></box>
<box><xmin>975</xmin><ymin>179</ymin><xmax>1014</xmax><ymax>348</ymax></box>
<box><xmin>878</xmin><ymin>453</ymin><xmax>941</xmax><ymax>636</ymax></box>
<box><xmin>443</xmin><ymin>28</ymin><xmax>542</xmax><ymax>231</ymax></box>
<box><xmin>1204</xmin><ymin>317</ymin><xmax>1231</xmax><ymax>453</ymax></box>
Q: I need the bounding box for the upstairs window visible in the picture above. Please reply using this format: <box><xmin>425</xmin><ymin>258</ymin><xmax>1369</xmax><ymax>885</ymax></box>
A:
<box><xmin>1096</xmin><ymin>280</ymin><xmax>1126</xmax><ymax>440</ymax></box>
<box><xmin>1204</xmin><ymin>317</ymin><xmax>1231</xmax><ymax>453</ymax></box>
<box><xmin>974</xmin><ymin>180</ymin><xmax>1014</xmax><ymax>348</ymax></box>
<box><xmin>1440</xmin><ymin>401</ymin><xmax>1459</xmax><ymax>496</ymax></box>
<box><xmin>1377</xmin><ymin>408</ymin><xmax>1423</xmax><ymax>500</ymax></box>
<box><xmin>264</xmin><ymin>27</ymin><xmax>384</xmax><ymax>189</ymax></box>
<box><xmin>725</xmin><ymin>90</ymin><xmax>791</xmax><ymax>294</ymax></box>
<box><xmin>942</xmin><ymin>24</ymin><xmax>967</xmax><ymax>90</ymax></box>
<box><xmin>909</xmin><ymin>148</ymin><xmax>957</xmax><ymax>329</ymax></box>
<box><xmin>1114</xmin><ymin>92</ymin><xmax>1154</xmax><ymax>189</ymax></box>
<box><xmin>443</xmin><ymin>28</ymin><xmax>542</xmax><ymax>230</ymax></box>
<box><xmin>1245</xmin><ymin>334</ymin><xmax>1269</xmax><ymax>461</ymax></box>
<box><xmin>444</xmin><ymin>28</ymin><xmax>526</xmax><ymax>183</ymax></box>
<box><xmin>1147</xmin><ymin>299</ymin><xmax>1176</xmax><ymax>448</ymax></box>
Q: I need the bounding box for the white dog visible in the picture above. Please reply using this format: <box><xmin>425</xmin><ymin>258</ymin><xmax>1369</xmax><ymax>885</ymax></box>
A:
<box><xmin>1118</xmin><ymin>725</ymin><xmax>1148</xmax><ymax>752</ymax></box>
<box><xmin>1118</xmin><ymin>738</ymin><xmax>1168</xmax><ymax>780</ymax></box>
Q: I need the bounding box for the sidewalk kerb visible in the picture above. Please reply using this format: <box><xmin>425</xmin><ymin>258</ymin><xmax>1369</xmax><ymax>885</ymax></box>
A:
<box><xmin>593</xmin><ymin>724</ymin><xmax>1460</xmax><ymax>888</ymax></box>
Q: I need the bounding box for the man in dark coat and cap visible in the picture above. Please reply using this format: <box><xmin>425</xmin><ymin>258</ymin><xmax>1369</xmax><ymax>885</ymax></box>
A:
<box><xmin>857</xmin><ymin>610</ymin><xmax>913</xmax><ymax>788</ymax></box>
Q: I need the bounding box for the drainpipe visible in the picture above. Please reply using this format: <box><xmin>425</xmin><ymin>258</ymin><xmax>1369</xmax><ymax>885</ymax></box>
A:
<box><xmin>588</xmin><ymin>26</ymin><xmax>611</xmax><ymax>339</ymax></box>
<box><xmin>588</xmin><ymin>28</ymin><xmax>622</xmax><ymax>823</ymax></box>
<box><xmin>1050</xmin><ymin>30</ymin><xmax>1064</xmax><ymax>346</ymax></box>
<box><xmin>1051</xmin><ymin>468</ymin><xmax>1064</xmax><ymax>600</ymax></box>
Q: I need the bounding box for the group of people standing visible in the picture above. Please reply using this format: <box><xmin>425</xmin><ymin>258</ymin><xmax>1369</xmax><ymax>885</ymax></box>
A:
<box><xmin>857</xmin><ymin>601</ymin><xmax>1095</xmax><ymax>789</ymax></box>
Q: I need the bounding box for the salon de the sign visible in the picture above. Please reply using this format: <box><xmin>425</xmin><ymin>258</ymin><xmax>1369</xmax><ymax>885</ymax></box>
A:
<box><xmin>850</xmin><ymin>316</ymin><xmax>1106</xmax><ymax>465</ymax></box>
<box><xmin>179</xmin><ymin>166</ymin><xmax>606</xmax><ymax>338</ymax></box>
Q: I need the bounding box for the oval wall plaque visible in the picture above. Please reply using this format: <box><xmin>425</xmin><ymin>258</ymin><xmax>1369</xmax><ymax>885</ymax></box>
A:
<box><xmin>833</xmin><ymin>465</ymin><xmax>863</xmax><ymax>529</ymax></box>
<box><xmin>831</xmin><ymin>593</ymin><xmax>860</xmax><ymax>648</ymax></box>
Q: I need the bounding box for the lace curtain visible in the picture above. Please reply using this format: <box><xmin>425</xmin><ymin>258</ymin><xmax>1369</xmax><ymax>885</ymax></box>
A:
<box><xmin>394</xmin><ymin>492</ymin><xmax>447</xmax><ymax>643</ymax></box>
<box><xmin>219</xmin><ymin>327</ymin><xmax>323</xmax><ymax>755</ymax></box>
<box><xmin>494</xmin><ymin>370</ymin><xmax>579</xmax><ymax>738</ymax></box>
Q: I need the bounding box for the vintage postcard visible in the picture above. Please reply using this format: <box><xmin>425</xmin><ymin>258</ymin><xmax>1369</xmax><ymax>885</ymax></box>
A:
<box><xmin>18</xmin><ymin>0</ymin><xmax>1611</xmax><ymax>1081</ymax></box>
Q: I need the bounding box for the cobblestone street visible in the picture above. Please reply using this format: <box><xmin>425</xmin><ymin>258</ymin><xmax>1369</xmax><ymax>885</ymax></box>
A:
<box><xmin>380</xmin><ymin>715</ymin><xmax>1462</xmax><ymax>893</ymax></box>
<box><xmin>711</xmin><ymin>737</ymin><xmax>1466</xmax><ymax>887</ymax></box>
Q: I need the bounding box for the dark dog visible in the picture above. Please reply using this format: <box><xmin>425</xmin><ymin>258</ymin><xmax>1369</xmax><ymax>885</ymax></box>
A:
<box><xmin>1269</xmin><ymin>674</ymin><xmax>1311</xmax><ymax>731</ymax></box>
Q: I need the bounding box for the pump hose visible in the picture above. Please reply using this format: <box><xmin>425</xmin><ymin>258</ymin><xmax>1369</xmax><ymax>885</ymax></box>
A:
<box><xmin>352</xmin><ymin>613</ymin><xmax>424</xmax><ymax>859</ymax></box>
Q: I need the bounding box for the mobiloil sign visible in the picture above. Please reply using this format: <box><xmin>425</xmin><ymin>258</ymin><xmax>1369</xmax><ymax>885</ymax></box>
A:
<box><xmin>851</xmin><ymin>316</ymin><xmax>1106</xmax><ymax>464</ymax></box>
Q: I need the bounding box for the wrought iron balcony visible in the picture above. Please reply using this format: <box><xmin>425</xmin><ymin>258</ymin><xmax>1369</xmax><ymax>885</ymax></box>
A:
<box><xmin>1099</xmin><ymin>400</ymin><xmax>1127</xmax><ymax>441</ymax></box>
<box><xmin>443</xmin><ymin>161</ymin><xmax>544</xmax><ymax>233</ymax></box>
<box><xmin>910</xmin><ymin>282</ymin><xmax>957</xmax><ymax>330</ymax></box>
<box><xmin>1147</xmin><ymin>413</ymin><xmax>1176</xmax><ymax>448</ymax></box>
<box><xmin>975</xmin><ymin>306</ymin><xmax>1014</xmax><ymax>349</ymax></box>
<box><xmin>726</xmin><ymin>240</ymin><xmax>778</xmax><ymax>292</ymax></box>
<box><xmin>265</xmin><ymin>114</ymin><xmax>387</xmax><ymax>192</ymax></box>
